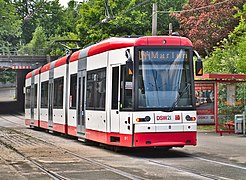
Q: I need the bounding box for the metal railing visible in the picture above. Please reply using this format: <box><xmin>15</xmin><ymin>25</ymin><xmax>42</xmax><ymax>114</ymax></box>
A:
<box><xmin>0</xmin><ymin>47</ymin><xmax>47</xmax><ymax>56</ymax></box>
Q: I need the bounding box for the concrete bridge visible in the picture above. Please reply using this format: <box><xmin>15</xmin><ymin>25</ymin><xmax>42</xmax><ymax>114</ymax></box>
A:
<box><xmin>0</xmin><ymin>55</ymin><xmax>59</xmax><ymax>113</ymax></box>
<box><xmin>0</xmin><ymin>55</ymin><xmax>58</xmax><ymax>70</ymax></box>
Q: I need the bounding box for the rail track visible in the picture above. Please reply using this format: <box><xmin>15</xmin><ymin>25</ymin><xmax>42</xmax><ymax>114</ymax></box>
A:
<box><xmin>0</xmin><ymin>124</ymin><xmax>145</xmax><ymax>179</ymax></box>
<box><xmin>0</xmin><ymin>114</ymin><xmax>246</xmax><ymax>179</ymax></box>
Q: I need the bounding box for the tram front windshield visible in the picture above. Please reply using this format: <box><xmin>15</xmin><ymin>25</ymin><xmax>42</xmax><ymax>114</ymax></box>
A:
<box><xmin>137</xmin><ymin>48</ymin><xmax>193</xmax><ymax>110</ymax></box>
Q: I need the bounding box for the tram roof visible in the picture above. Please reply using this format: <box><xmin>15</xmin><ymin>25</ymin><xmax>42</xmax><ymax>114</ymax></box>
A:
<box><xmin>26</xmin><ymin>67</ymin><xmax>42</xmax><ymax>79</ymax></box>
<box><xmin>40</xmin><ymin>56</ymin><xmax>68</xmax><ymax>73</ymax></box>
<box><xmin>26</xmin><ymin>36</ymin><xmax>193</xmax><ymax>78</ymax></box>
<box><xmin>70</xmin><ymin>36</ymin><xmax>193</xmax><ymax>62</ymax></box>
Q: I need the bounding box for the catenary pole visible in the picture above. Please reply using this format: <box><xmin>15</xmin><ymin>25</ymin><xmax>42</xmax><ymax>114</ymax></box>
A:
<box><xmin>152</xmin><ymin>2</ymin><xmax>157</xmax><ymax>36</ymax></box>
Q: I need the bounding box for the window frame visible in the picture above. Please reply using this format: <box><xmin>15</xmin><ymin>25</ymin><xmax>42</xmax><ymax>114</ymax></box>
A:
<box><xmin>120</xmin><ymin>65</ymin><xmax>133</xmax><ymax>111</ymax></box>
<box><xmin>86</xmin><ymin>68</ymin><xmax>106</xmax><ymax>111</ymax></box>
<box><xmin>53</xmin><ymin>77</ymin><xmax>64</xmax><ymax>109</ymax></box>
<box><xmin>34</xmin><ymin>84</ymin><xmax>38</xmax><ymax>108</ymax></box>
<box><xmin>25</xmin><ymin>86</ymin><xmax>31</xmax><ymax>109</ymax></box>
<box><xmin>69</xmin><ymin>73</ymin><xmax>77</xmax><ymax>109</ymax></box>
<box><xmin>41</xmin><ymin>81</ymin><xmax>49</xmax><ymax>108</ymax></box>
<box><xmin>134</xmin><ymin>46</ymin><xmax>196</xmax><ymax>111</ymax></box>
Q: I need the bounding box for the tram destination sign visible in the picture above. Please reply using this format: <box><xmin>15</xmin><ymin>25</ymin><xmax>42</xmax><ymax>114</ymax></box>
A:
<box><xmin>138</xmin><ymin>49</ymin><xmax>188</xmax><ymax>61</ymax></box>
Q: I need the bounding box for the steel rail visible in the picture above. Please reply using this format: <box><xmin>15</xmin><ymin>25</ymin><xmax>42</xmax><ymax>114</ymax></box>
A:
<box><xmin>0</xmin><ymin>116</ymin><xmax>146</xmax><ymax>180</ymax></box>
<box><xmin>63</xmin><ymin>150</ymin><xmax>146</xmax><ymax>180</ymax></box>
<box><xmin>0</xmin><ymin>130</ymin><xmax>69</xmax><ymax>180</ymax></box>
<box><xmin>2</xmin><ymin>114</ymin><xmax>246</xmax><ymax>180</ymax></box>
<box><xmin>148</xmin><ymin>159</ymin><xmax>230</xmax><ymax>180</ymax></box>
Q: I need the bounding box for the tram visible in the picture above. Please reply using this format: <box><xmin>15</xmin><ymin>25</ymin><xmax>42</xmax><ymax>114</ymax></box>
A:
<box><xmin>25</xmin><ymin>35</ymin><xmax>203</xmax><ymax>148</ymax></box>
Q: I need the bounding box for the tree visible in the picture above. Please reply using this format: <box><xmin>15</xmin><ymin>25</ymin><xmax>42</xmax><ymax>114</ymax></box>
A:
<box><xmin>19</xmin><ymin>26</ymin><xmax>47</xmax><ymax>55</ymax></box>
<box><xmin>63</xmin><ymin>0</ymin><xmax>81</xmax><ymax>34</ymax></box>
<box><xmin>204</xmin><ymin>3</ymin><xmax>246</xmax><ymax>74</ymax></box>
<box><xmin>13</xmin><ymin>0</ymin><xmax>40</xmax><ymax>44</ymax></box>
<box><xmin>36</xmin><ymin>0</ymin><xmax>70</xmax><ymax>37</ymax></box>
<box><xmin>76</xmin><ymin>0</ymin><xmax>186</xmax><ymax>47</ymax></box>
<box><xmin>13</xmin><ymin>0</ymin><xmax>72</xmax><ymax>44</ymax></box>
<box><xmin>0</xmin><ymin>0</ymin><xmax>21</xmax><ymax>46</ymax></box>
<box><xmin>172</xmin><ymin>0</ymin><xmax>245</xmax><ymax>56</ymax></box>
<box><xmin>157</xmin><ymin>0</ymin><xmax>187</xmax><ymax>35</ymax></box>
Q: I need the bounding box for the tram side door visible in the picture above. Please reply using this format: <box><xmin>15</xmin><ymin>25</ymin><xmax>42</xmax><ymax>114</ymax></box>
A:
<box><xmin>30</xmin><ymin>77</ymin><xmax>35</xmax><ymax>125</ymax></box>
<box><xmin>110</xmin><ymin>65</ymin><xmax>120</xmax><ymax>133</ymax></box>
<box><xmin>77</xmin><ymin>70</ymin><xmax>86</xmax><ymax>135</ymax></box>
<box><xmin>48</xmin><ymin>79</ymin><xmax>54</xmax><ymax>129</ymax></box>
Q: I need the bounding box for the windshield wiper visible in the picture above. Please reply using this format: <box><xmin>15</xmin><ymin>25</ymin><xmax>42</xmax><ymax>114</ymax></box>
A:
<box><xmin>168</xmin><ymin>83</ymin><xmax>191</xmax><ymax>112</ymax></box>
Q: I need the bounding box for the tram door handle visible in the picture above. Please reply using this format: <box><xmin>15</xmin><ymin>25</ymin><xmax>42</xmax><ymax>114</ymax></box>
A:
<box><xmin>116</xmin><ymin>111</ymin><xmax>119</xmax><ymax>114</ymax></box>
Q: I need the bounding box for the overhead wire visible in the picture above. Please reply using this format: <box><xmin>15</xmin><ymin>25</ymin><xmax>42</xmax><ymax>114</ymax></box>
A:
<box><xmin>100</xmin><ymin>0</ymin><xmax>151</xmax><ymax>24</ymax></box>
<box><xmin>99</xmin><ymin>0</ymin><xmax>236</xmax><ymax>26</ymax></box>
<box><xmin>120</xmin><ymin>0</ymin><xmax>152</xmax><ymax>15</ymax></box>
<box><xmin>158</xmin><ymin>0</ymin><xmax>231</xmax><ymax>14</ymax></box>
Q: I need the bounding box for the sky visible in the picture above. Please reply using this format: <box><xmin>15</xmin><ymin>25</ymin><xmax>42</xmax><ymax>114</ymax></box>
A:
<box><xmin>59</xmin><ymin>0</ymin><xmax>83</xmax><ymax>7</ymax></box>
<box><xmin>59</xmin><ymin>0</ymin><xmax>70</xmax><ymax>7</ymax></box>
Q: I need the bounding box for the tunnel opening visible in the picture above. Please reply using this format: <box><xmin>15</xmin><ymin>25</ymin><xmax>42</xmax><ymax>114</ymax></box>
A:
<box><xmin>0</xmin><ymin>69</ymin><xmax>31</xmax><ymax>114</ymax></box>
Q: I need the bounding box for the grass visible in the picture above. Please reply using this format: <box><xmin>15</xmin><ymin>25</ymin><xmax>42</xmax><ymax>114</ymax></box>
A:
<box><xmin>197</xmin><ymin>125</ymin><xmax>216</xmax><ymax>131</ymax></box>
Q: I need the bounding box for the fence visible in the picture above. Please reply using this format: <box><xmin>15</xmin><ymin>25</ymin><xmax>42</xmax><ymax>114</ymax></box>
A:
<box><xmin>217</xmin><ymin>82</ymin><xmax>246</xmax><ymax>134</ymax></box>
<box><xmin>0</xmin><ymin>47</ymin><xmax>47</xmax><ymax>56</ymax></box>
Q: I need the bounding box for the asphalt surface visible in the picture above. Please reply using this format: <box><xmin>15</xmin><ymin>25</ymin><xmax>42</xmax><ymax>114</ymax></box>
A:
<box><xmin>0</xmin><ymin>87</ymin><xmax>16</xmax><ymax>102</ymax></box>
<box><xmin>0</xmin><ymin>114</ymin><xmax>245</xmax><ymax>179</ymax></box>
<box><xmin>183</xmin><ymin>130</ymin><xmax>246</xmax><ymax>164</ymax></box>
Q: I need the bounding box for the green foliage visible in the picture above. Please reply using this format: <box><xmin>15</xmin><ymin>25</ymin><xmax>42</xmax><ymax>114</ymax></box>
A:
<box><xmin>204</xmin><ymin>17</ymin><xmax>246</xmax><ymax>74</ymax></box>
<box><xmin>2</xmin><ymin>0</ymin><xmax>244</xmax><ymax>60</ymax></box>
<box><xmin>76</xmin><ymin>0</ymin><xmax>186</xmax><ymax>47</ymax></box>
<box><xmin>0</xmin><ymin>0</ymin><xmax>21</xmax><ymax>46</ymax></box>
<box><xmin>204</xmin><ymin>4</ymin><xmax>246</xmax><ymax>123</ymax></box>
<box><xmin>1</xmin><ymin>0</ymin><xmax>187</xmax><ymax>51</ymax></box>
<box><xmin>36</xmin><ymin>0</ymin><xmax>70</xmax><ymax>37</ymax></box>
<box><xmin>0</xmin><ymin>71</ymin><xmax>16</xmax><ymax>84</ymax></box>
<box><xmin>19</xmin><ymin>26</ymin><xmax>47</xmax><ymax>55</ymax></box>
<box><xmin>48</xmin><ymin>33</ymin><xmax>80</xmax><ymax>57</ymax></box>
<box><xmin>173</xmin><ymin>0</ymin><xmax>245</xmax><ymax>57</ymax></box>
<box><xmin>13</xmin><ymin>0</ymin><xmax>40</xmax><ymax>44</ymax></box>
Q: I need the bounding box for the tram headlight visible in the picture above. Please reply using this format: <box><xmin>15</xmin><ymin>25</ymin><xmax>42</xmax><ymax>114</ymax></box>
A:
<box><xmin>145</xmin><ymin>116</ymin><xmax>151</xmax><ymax>121</ymax></box>
<box><xmin>185</xmin><ymin>115</ymin><xmax>196</xmax><ymax>121</ymax></box>
<box><xmin>136</xmin><ymin>116</ymin><xmax>151</xmax><ymax>122</ymax></box>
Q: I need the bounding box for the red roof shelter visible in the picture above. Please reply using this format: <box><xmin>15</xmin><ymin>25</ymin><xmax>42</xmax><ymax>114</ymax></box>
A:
<box><xmin>195</xmin><ymin>74</ymin><xmax>246</xmax><ymax>135</ymax></box>
<box><xmin>195</xmin><ymin>74</ymin><xmax>246</xmax><ymax>81</ymax></box>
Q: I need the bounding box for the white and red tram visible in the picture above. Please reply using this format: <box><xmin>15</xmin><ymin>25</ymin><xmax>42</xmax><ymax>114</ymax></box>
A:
<box><xmin>25</xmin><ymin>36</ymin><xmax>202</xmax><ymax>148</ymax></box>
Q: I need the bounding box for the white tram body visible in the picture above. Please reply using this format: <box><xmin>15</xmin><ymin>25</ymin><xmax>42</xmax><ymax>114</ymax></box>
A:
<box><xmin>25</xmin><ymin>36</ymin><xmax>198</xmax><ymax>148</ymax></box>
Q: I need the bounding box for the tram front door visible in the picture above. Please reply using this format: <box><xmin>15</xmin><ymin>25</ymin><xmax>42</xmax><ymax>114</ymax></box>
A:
<box><xmin>110</xmin><ymin>65</ymin><xmax>120</xmax><ymax>133</ymax></box>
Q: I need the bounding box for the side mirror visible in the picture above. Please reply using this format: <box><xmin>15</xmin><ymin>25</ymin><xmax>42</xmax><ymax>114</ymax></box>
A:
<box><xmin>194</xmin><ymin>50</ymin><xmax>203</xmax><ymax>76</ymax></box>
<box><xmin>125</xmin><ymin>49</ymin><xmax>133</xmax><ymax>75</ymax></box>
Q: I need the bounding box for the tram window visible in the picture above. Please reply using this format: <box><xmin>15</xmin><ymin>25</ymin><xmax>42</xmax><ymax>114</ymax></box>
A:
<box><xmin>41</xmin><ymin>81</ymin><xmax>48</xmax><ymax>108</ymax></box>
<box><xmin>86</xmin><ymin>68</ymin><xmax>106</xmax><ymax>110</ymax></box>
<box><xmin>34</xmin><ymin>84</ymin><xmax>38</xmax><ymax>108</ymax></box>
<box><xmin>53</xmin><ymin>77</ymin><xmax>64</xmax><ymax>109</ymax></box>
<box><xmin>70</xmin><ymin>74</ymin><xmax>77</xmax><ymax>109</ymax></box>
<box><xmin>112</xmin><ymin>67</ymin><xmax>119</xmax><ymax>109</ymax></box>
<box><xmin>86</xmin><ymin>73</ymin><xmax>94</xmax><ymax>108</ymax></box>
<box><xmin>120</xmin><ymin>65</ymin><xmax>132</xmax><ymax>109</ymax></box>
<box><xmin>178</xmin><ymin>62</ymin><xmax>192</xmax><ymax>106</ymax></box>
<box><xmin>25</xmin><ymin>86</ymin><xmax>31</xmax><ymax>109</ymax></box>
